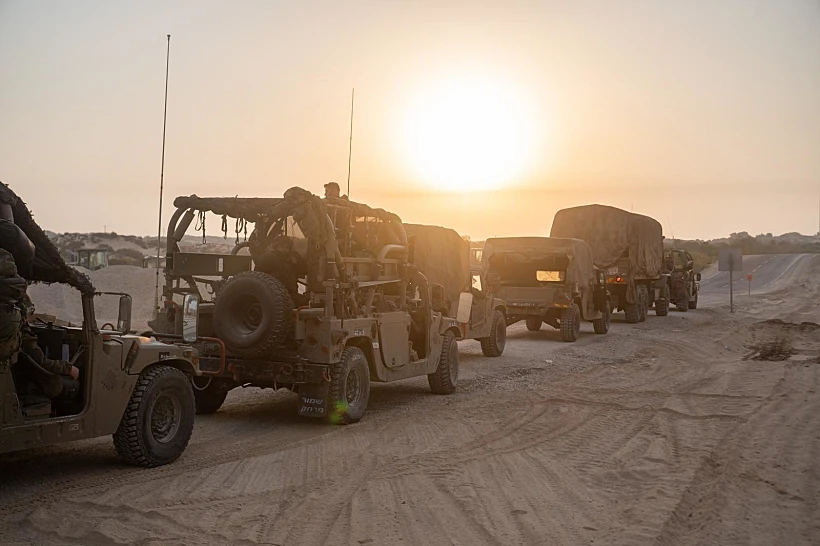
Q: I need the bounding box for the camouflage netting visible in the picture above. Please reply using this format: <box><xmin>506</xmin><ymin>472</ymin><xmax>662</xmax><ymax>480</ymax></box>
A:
<box><xmin>404</xmin><ymin>224</ymin><xmax>470</xmax><ymax>309</ymax></box>
<box><xmin>550</xmin><ymin>204</ymin><xmax>663</xmax><ymax>279</ymax></box>
<box><xmin>483</xmin><ymin>237</ymin><xmax>596</xmax><ymax>288</ymax></box>
<box><xmin>0</xmin><ymin>181</ymin><xmax>94</xmax><ymax>294</ymax></box>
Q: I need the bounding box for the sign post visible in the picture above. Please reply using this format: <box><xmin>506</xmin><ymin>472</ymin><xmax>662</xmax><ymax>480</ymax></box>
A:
<box><xmin>718</xmin><ymin>249</ymin><xmax>743</xmax><ymax>313</ymax></box>
<box><xmin>746</xmin><ymin>273</ymin><xmax>752</xmax><ymax>295</ymax></box>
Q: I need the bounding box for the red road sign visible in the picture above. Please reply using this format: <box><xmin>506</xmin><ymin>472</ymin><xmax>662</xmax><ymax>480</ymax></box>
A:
<box><xmin>746</xmin><ymin>274</ymin><xmax>753</xmax><ymax>281</ymax></box>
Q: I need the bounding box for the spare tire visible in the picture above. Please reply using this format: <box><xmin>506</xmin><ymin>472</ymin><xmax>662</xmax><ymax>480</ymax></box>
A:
<box><xmin>213</xmin><ymin>271</ymin><xmax>293</xmax><ymax>358</ymax></box>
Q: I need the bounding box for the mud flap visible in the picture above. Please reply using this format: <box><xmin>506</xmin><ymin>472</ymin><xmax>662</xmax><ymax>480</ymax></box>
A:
<box><xmin>297</xmin><ymin>382</ymin><xmax>330</xmax><ymax>418</ymax></box>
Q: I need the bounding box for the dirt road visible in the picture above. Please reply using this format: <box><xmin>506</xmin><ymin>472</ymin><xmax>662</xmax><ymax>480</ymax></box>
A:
<box><xmin>2</xmin><ymin>255</ymin><xmax>819</xmax><ymax>545</ymax></box>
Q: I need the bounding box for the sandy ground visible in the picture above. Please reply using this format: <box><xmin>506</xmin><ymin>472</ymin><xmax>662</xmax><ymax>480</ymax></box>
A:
<box><xmin>2</xmin><ymin>254</ymin><xmax>819</xmax><ymax>545</ymax></box>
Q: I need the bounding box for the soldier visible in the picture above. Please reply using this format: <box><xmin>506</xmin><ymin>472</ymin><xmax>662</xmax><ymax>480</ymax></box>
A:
<box><xmin>324</xmin><ymin>182</ymin><xmax>348</xmax><ymax>200</ymax></box>
<box><xmin>17</xmin><ymin>294</ymin><xmax>80</xmax><ymax>399</ymax></box>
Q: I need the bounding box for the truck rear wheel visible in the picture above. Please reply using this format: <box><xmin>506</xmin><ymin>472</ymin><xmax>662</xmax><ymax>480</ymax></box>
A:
<box><xmin>191</xmin><ymin>377</ymin><xmax>229</xmax><ymax>414</ymax></box>
<box><xmin>525</xmin><ymin>317</ymin><xmax>542</xmax><ymax>331</ymax></box>
<box><xmin>689</xmin><ymin>291</ymin><xmax>698</xmax><ymax>309</ymax></box>
<box><xmin>479</xmin><ymin>310</ymin><xmax>506</xmax><ymax>357</ymax></box>
<box><xmin>593</xmin><ymin>301</ymin><xmax>611</xmax><ymax>334</ymax></box>
<box><xmin>213</xmin><ymin>271</ymin><xmax>293</xmax><ymax>358</ymax></box>
<box><xmin>624</xmin><ymin>299</ymin><xmax>640</xmax><ymax>324</ymax></box>
<box><xmin>637</xmin><ymin>285</ymin><xmax>649</xmax><ymax>322</ymax></box>
<box><xmin>327</xmin><ymin>347</ymin><xmax>371</xmax><ymax>424</ymax></box>
<box><xmin>113</xmin><ymin>366</ymin><xmax>195</xmax><ymax>467</ymax></box>
<box><xmin>560</xmin><ymin>303</ymin><xmax>581</xmax><ymax>342</ymax></box>
<box><xmin>655</xmin><ymin>284</ymin><xmax>670</xmax><ymax>317</ymax></box>
<box><xmin>429</xmin><ymin>331</ymin><xmax>458</xmax><ymax>394</ymax></box>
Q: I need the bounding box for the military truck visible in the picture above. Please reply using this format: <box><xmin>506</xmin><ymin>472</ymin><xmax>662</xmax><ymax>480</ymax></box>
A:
<box><xmin>551</xmin><ymin>205</ymin><xmax>669</xmax><ymax>323</ymax></box>
<box><xmin>482</xmin><ymin>237</ymin><xmax>611</xmax><ymax>342</ymax></box>
<box><xmin>0</xmin><ymin>182</ymin><xmax>200</xmax><ymax>466</ymax></box>
<box><xmin>149</xmin><ymin>187</ymin><xmax>461</xmax><ymax>424</ymax></box>
<box><xmin>664</xmin><ymin>249</ymin><xmax>700</xmax><ymax>311</ymax></box>
<box><xmin>405</xmin><ymin>224</ymin><xmax>507</xmax><ymax>357</ymax></box>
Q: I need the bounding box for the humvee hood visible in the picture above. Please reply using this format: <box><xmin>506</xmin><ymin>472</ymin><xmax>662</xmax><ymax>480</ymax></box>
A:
<box><xmin>0</xmin><ymin>181</ymin><xmax>94</xmax><ymax>294</ymax></box>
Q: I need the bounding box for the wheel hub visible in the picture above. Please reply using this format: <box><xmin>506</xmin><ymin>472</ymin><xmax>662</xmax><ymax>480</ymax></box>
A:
<box><xmin>151</xmin><ymin>392</ymin><xmax>181</xmax><ymax>444</ymax></box>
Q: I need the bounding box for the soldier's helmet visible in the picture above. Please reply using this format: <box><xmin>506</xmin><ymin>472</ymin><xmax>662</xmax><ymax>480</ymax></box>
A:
<box><xmin>324</xmin><ymin>182</ymin><xmax>341</xmax><ymax>197</ymax></box>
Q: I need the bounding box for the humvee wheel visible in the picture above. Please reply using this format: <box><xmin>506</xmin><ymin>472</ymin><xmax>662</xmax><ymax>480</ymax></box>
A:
<box><xmin>480</xmin><ymin>310</ymin><xmax>506</xmax><ymax>357</ymax></box>
<box><xmin>192</xmin><ymin>377</ymin><xmax>229</xmax><ymax>414</ymax></box>
<box><xmin>637</xmin><ymin>285</ymin><xmax>649</xmax><ymax>322</ymax></box>
<box><xmin>688</xmin><ymin>291</ymin><xmax>698</xmax><ymax>310</ymax></box>
<box><xmin>525</xmin><ymin>317</ymin><xmax>542</xmax><ymax>331</ymax></box>
<box><xmin>113</xmin><ymin>366</ymin><xmax>195</xmax><ymax>467</ymax></box>
<box><xmin>655</xmin><ymin>284</ymin><xmax>670</xmax><ymax>317</ymax></box>
<box><xmin>593</xmin><ymin>300</ymin><xmax>611</xmax><ymax>334</ymax></box>
<box><xmin>560</xmin><ymin>303</ymin><xmax>581</xmax><ymax>342</ymax></box>
<box><xmin>677</xmin><ymin>286</ymin><xmax>690</xmax><ymax>312</ymax></box>
<box><xmin>429</xmin><ymin>331</ymin><xmax>458</xmax><ymax>394</ymax></box>
<box><xmin>327</xmin><ymin>347</ymin><xmax>371</xmax><ymax>424</ymax></box>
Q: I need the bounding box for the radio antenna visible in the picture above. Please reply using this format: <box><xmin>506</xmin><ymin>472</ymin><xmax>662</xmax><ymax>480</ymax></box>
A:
<box><xmin>154</xmin><ymin>34</ymin><xmax>171</xmax><ymax>316</ymax></box>
<box><xmin>346</xmin><ymin>88</ymin><xmax>354</xmax><ymax>198</ymax></box>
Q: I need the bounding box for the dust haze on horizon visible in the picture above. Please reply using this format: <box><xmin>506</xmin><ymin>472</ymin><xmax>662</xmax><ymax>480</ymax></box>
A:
<box><xmin>1</xmin><ymin>0</ymin><xmax>819</xmax><ymax>241</ymax></box>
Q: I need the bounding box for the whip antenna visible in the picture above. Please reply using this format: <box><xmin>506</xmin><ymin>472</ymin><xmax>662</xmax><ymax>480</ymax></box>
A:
<box><xmin>154</xmin><ymin>34</ymin><xmax>171</xmax><ymax>316</ymax></box>
<box><xmin>346</xmin><ymin>88</ymin><xmax>354</xmax><ymax>197</ymax></box>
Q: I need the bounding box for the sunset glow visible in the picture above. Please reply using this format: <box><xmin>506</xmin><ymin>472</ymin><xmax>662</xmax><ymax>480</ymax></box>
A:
<box><xmin>400</xmin><ymin>77</ymin><xmax>537</xmax><ymax>192</ymax></box>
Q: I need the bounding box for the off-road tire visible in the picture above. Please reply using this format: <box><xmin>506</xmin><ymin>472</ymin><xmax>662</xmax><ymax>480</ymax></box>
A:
<box><xmin>560</xmin><ymin>303</ymin><xmax>581</xmax><ymax>342</ymax></box>
<box><xmin>113</xmin><ymin>366</ymin><xmax>195</xmax><ymax>467</ymax></box>
<box><xmin>327</xmin><ymin>347</ymin><xmax>371</xmax><ymax>425</ymax></box>
<box><xmin>688</xmin><ymin>291</ymin><xmax>698</xmax><ymax>310</ymax></box>
<box><xmin>655</xmin><ymin>284</ymin><xmax>670</xmax><ymax>317</ymax></box>
<box><xmin>677</xmin><ymin>286</ymin><xmax>690</xmax><ymax>312</ymax></box>
<box><xmin>479</xmin><ymin>310</ymin><xmax>506</xmax><ymax>357</ymax></box>
<box><xmin>637</xmin><ymin>285</ymin><xmax>648</xmax><ymax>322</ymax></box>
<box><xmin>525</xmin><ymin>317</ymin><xmax>542</xmax><ymax>331</ymax></box>
<box><xmin>593</xmin><ymin>300</ymin><xmax>611</xmax><ymax>334</ymax></box>
<box><xmin>191</xmin><ymin>377</ymin><xmax>229</xmax><ymax>414</ymax></box>
<box><xmin>429</xmin><ymin>331</ymin><xmax>458</xmax><ymax>394</ymax></box>
<box><xmin>624</xmin><ymin>299</ymin><xmax>640</xmax><ymax>324</ymax></box>
<box><xmin>213</xmin><ymin>271</ymin><xmax>294</xmax><ymax>358</ymax></box>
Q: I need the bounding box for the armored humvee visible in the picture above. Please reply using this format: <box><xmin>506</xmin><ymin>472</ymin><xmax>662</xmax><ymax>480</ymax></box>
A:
<box><xmin>0</xmin><ymin>182</ymin><xmax>200</xmax><ymax>466</ymax></box>
<box><xmin>149</xmin><ymin>187</ymin><xmax>461</xmax><ymax>423</ymax></box>
<box><xmin>482</xmin><ymin>237</ymin><xmax>611</xmax><ymax>342</ymax></box>
<box><xmin>405</xmin><ymin>224</ymin><xmax>507</xmax><ymax>356</ymax></box>
<box><xmin>551</xmin><ymin>205</ymin><xmax>670</xmax><ymax>323</ymax></box>
<box><xmin>664</xmin><ymin>249</ymin><xmax>700</xmax><ymax>311</ymax></box>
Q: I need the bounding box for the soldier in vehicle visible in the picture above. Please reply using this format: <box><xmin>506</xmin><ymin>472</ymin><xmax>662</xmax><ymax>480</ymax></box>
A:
<box><xmin>254</xmin><ymin>234</ymin><xmax>309</xmax><ymax>305</ymax></box>
<box><xmin>324</xmin><ymin>182</ymin><xmax>348</xmax><ymax>200</ymax></box>
<box><xmin>16</xmin><ymin>294</ymin><xmax>81</xmax><ymax>399</ymax></box>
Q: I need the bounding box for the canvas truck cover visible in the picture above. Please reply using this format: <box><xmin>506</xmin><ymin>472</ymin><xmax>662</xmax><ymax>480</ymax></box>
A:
<box><xmin>483</xmin><ymin>237</ymin><xmax>596</xmax><ymax>289</ymax></box>
<box><xmin>550</xmin><ymin>204</ymin><xmax>663</xmax><ymax>279</ymax></box>
<box><xmin>404</xmin><ymin>224</ymin><xmax>470</xmax><ymax>310</ymax></box>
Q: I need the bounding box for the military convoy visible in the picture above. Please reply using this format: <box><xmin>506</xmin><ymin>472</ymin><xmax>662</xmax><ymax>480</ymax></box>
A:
<box><xmin>0</xmin><ymin>182</ymin><xmax>200</xmax><ymax>466</ymax></box>
<box><xmin>482</xmin><ymin>237</ymin><xmax>610</xmax><ymax>341</ymax></box>
<box><xmin>148</xmin><ymin>188</ymin><xmax>461</xmax><ymax>424</ymax></box>
<box><xmin>1</xmin><ymin>175</ymin><xmax>703</xmax><ymax>464</ymax></box>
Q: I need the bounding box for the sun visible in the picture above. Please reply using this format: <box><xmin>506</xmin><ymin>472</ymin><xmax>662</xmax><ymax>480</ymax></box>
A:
<box><xmin>400</xmin><ymin>76</ymin><xmax>536</xmax><ymax>192</ymax></box>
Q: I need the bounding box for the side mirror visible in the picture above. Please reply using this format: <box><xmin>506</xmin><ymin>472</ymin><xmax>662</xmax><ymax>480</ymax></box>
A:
<box><xmin>429</xmin><ymin>284</ymin><xmax>447</xmax><ymax>314</ymax></box>
<box><xmin>687</xmin><ymin>260</ymin><xmax>694</xmax><ymax>270</ymax></box>
<box><xmin>486</xmin><ymin>272</ymin><xmax>501</xmax><ymax>292</ymax></box>
<box><xmin>182</xmin><ymin>294</ymin><xmax>200</xmax><ymax>343</ymax></box>
<box><xmin>695</xmin><ymin>273</ymin><xmax>702</xmax><ymax>281</ymax></box>
<box><xmin>117</xmin><ymin>295</ymin><xmax>132</xmax><ymax>333</ymax></box>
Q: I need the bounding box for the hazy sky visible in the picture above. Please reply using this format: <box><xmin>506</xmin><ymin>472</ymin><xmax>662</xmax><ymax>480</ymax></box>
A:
<box><xmin>1</xmin><ymin>0</ymin><xmax>819</xmax><ymax>240</ymax></box>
